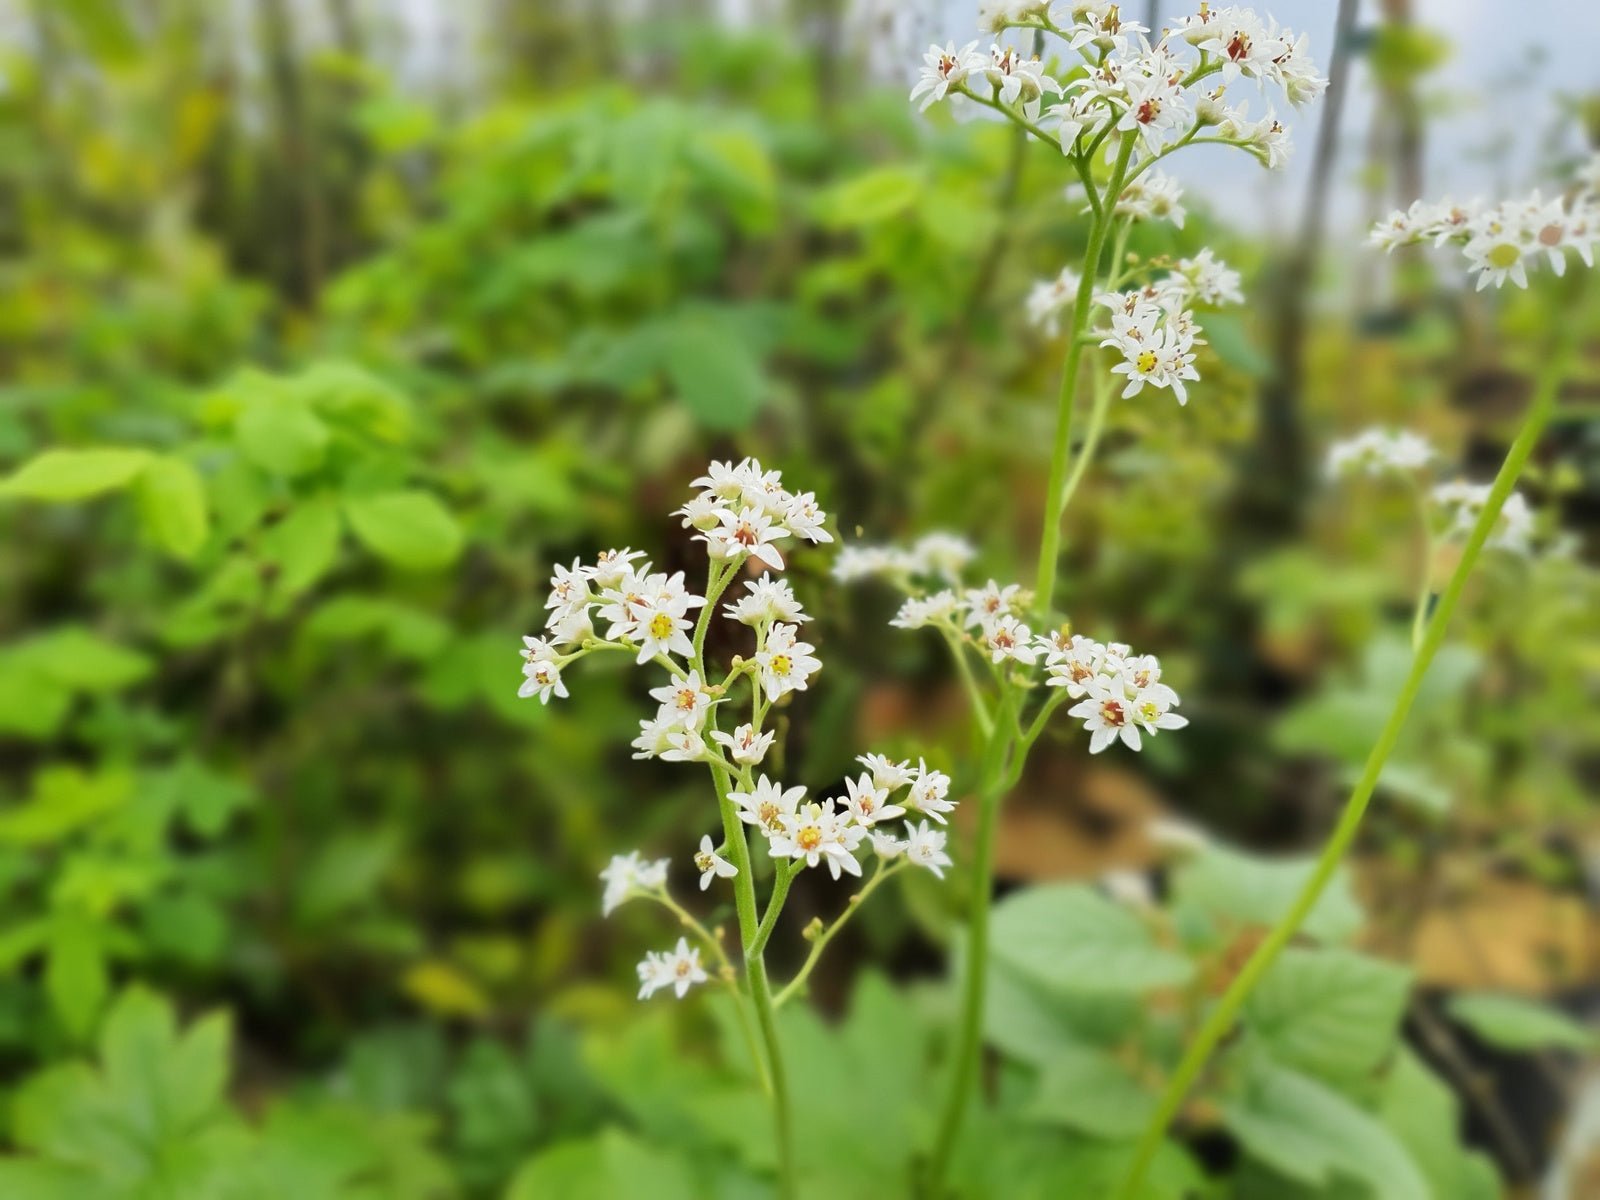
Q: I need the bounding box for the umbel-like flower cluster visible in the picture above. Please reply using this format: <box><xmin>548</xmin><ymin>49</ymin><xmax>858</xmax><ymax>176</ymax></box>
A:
<box><xmin>1325</xmin><ymin>427</ymin><xmax>1538</xmax><ymax>555</ymax></box>
<box><xmin>914</xmin><ymin>3</ymin><xmax>1325</xmax><ymax>167</ymax></box>
<box><xmin>837</xmin><ymin>551</ymin><xmax>1188</xmax><ymax>753</ymax></box>
<box><xmin>1370</xmin><ymin>156</ymin><xmax>1600</xmax><ymax>290</ymax></box>
<box><xmin>521</xmin><ymin>460</ymin><xmax>960</xmax><ymax>1003</ymax></box>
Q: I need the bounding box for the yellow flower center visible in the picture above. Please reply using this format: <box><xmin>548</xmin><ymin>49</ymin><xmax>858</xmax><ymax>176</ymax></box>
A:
<box><xmin>1487</xmin><ymin>242</ymin><xmax>1521</xmax><ymax>269</ymax></box>
<box><xmin>649</xmin><ymin>612</ymin><xmax>674</xmax><ymax>638</ymax></box>
<box><xmin>1136</xmin><ymin>349</ymin><xmax>1159</xmax><ymax>374</ymax></box>
<box><xmin>797</xmin><ymin>826</ymin><xmax>822</xmax><ymax>852</ymax></box>
<box><xmin>770</xmin><ymin>653</ymin><xmax>792</xmax><ymax>676</ymax></box>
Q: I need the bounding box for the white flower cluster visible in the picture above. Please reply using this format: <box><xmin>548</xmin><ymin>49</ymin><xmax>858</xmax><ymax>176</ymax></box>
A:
<box><xmin>1112</xmin><ymin>168</ymin><xmax>1187</xmax><ymax>227</ymax></box>
<box><xmin>637</xmin><ymin>937</ymin><xmax>708</xmax><ymax>1000</ymax></box>
<box><xmin>832</xmin><ymin>533</ymin><xmax>978</xmax><ymax>585</ymax></box>
<box><xmin>1095</xmin><ymin>285</ymin><xmax>1205</xmax><ymax>403</ymax></box>
<box><xmin>1431</xmin><ymin>482</ymin><xmax>1535</xmax><ymax>555</ymax></box>
<box><xmin>1324</xmin><ymin>427</ymin><xmax>1434</xmax><ymax>478</ymax></box>
<box><xmin>1324</xmin><ymin>429</ymin><xmax>1542</xmax><ymax>555</ymax></box>
<box><xmin>1044</xmin><ymin>634</ymin><xmax>1188</xmax><ymax>752</ymax></box>
<box><xmin>1028</xmin><ymin>244</ymin><xmax>1240</xmax><ymax>347</ymax></box>
<box><xmin>845</xmin><ymin>544</ymin><xmax>1189</xmax><ymax>754</ymax></box>
<box><xmin>1370</xmin><ymin>161</ymin><xmax>1600</xmax><ymax>290</ymax></box>
<box><xmin>732</xmin><ymin>754</ymin><xmax>957</xmax><ymax>882</ymax></box>
<box><xmin>914</xmin><ymin>4</ymin><xmax>1325</xmax><ymax>171</ymax></box>
<box><xmin>600</xmin><ymin>850</ymin><xmax>670</xmax><ymax>917</ymax></box>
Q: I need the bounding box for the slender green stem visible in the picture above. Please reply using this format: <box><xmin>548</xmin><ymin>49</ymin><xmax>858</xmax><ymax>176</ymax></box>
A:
<box><xmin>1113</xmin><ymin>305</ymin><xmax>1583</xmax><ymax>1200</ymax></box>
<box><xmin>1035</xmin><ymin>132</ymin><xmax>1138</xmax><ymax>618</ymax></box>
<box><xmin>749</xmin><ymin>860</ymin><xmax>796</xmax><ymax>958</ymax></box>
<box><xmin>927</xmin><ymin>689</ymin><xmax>1019</xmax><ymax>1188</ymax></box>
<box><xmin>1408</xmin><ymin>481</ymin><xmax>1435</xmax><ymax>651</ymax></box>
<box><xmin>773</xmin><ymin>860</ymin><xmax>907</xmax><ymax>1007</ymax></box>
<box><xmin>945</xmin><ymin>631</ymin><xmax>995</xmax><ymax>738</ymax></box>
<box><xmin>652</xmin><ymin>890</ymin><xmax>732</xmax><ymax>971</ymax></box>
<box><xmin>1055</xmin><ymin>371</ymin><xmax>1115</xmax><ymax>520</ymax></box>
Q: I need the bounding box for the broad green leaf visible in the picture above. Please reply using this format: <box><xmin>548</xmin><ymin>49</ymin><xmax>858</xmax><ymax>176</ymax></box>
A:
<box><xmin>507</xmin><ymin>1130</ymin><xmax>694</xmax><ymax>1200</ymax></box>
<box><xmin>0</xmin><ymin>765</ymin><xmax>131</xmax><ymax>846</ymax></box>
<box><xmin>235</xmin><ymin>401</ymin><xmax>330</xmax><ymax>477</ymax></box>
<box><xmin>982</xmin><ymin>952</ymin><xmax>1138</xmax><ymax>1065</ymax></box>
<box><xmin>1026</xmin><ymin>1042</ymin><xmax>1155</xmax><ymax>1137</ymax></box>
<box><xmin>1446</xmin><ymin>992</ymin><xmax>1598</xmax><ymax>1051</ymax></box>
<box><xmin>261</xmin><ymin>497</ymin><xmax>343</xmax><ymax>596</ymax></box>
<box><xmin>662</xmin><ymin>315</ymin><xmax>767</xmax><ymax>431</ymax></box>
<box><xmin>989</xmin><ymin>884</ymin><xmax>1193</xmax><ymax>994</ymax></box>
<box><xmin>1243</xmin><ymin>948</ymin><xmax>1413</xmax><ymax>1078</ymax></box>
<box><xmin>295</xmin><ymin>361</ymin><xmax>412</xmax><ymax>443</ymax></box>
<box><xmin>1380</xmin><ymin>1051</ymin><xmax>1502</xmax><ymax>1200</ymax></box>
<box><xmin>0</xmin><ymin>447</ymin><xmax>150</xmax><ymax>502</ymax></box>
<box><xmin>1172</xmin><ymin>843</ymin><xmax>1364</xmax><ymax>943</ymax></box>
<box><xmin>22</xmin><ymin>627</ymin><xmax>152</xmax><ymax>693</ymax></box>
<box><xmin>294</xmin><ymin>832</ymin><xmax>399</xmax><ymax>925</ymax></box>
<box><xmin>813</xmin><ymin>165</ymin><xmax>924</xmax><ymax>228</ymax></box>
<box><xmin>134</xmin><ymin>455</ymin><xmax>210</xmax><ymax>559</ymax></box>
<box><xmin>46</xmin><ymin>916</ymin><xmax>107</xmax><ymax>1043</ymax></box>
<box><xmin>343</xmin><ymin>490</ymin><xmax>463</xmax><ymax>570</ymax></box>
<box><xmin>1222</xmin><ymin>1059</ymin><xmax>1429</xmax><ymax>1200</ymax></box>
<box><xmin>0</xmin><ymin>656</ymin><xmax>72</xmax><ymax>737</ymax></box>
<box><xmin>1200</xmin><ymin>312</ymin><xmax>1271</xmax><ymax>378</ymax></box>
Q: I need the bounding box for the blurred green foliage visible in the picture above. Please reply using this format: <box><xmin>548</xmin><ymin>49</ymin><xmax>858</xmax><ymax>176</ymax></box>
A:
<box><xmin>0</xmin><ymin>2</ymin><xmax>1596</xmax><ymax>1197</ymax></box>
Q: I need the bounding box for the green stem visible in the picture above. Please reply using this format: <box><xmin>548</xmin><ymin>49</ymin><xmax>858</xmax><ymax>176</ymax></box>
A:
<box><xmin>1113</xmin><ymin>306</ymin><xmax>1582</xmax><ymax>1200</ymax></box>
<box><xmin>749</xmin><ymin>861</ymin><xmax>795</xmax><ymax>958</ymax></box>
<box><xmin>1055</xmin><ymin>371</ymin><xmax>1115</xmax><ymax>520</ymax></box>
<box><xmin>1035</xmin><ymin>132</ymin><xmax>1138</xmax><ymax>618</ymax></box>
<box><xmin>945</xmin><ymin>631</ymin><xmax>996</xmax><ymax>738</ymax></box>
<box><xmin>773</xmin><ymin>860</ymin><xmax>907</xmax><ymax>1007</ymax></box>
<box><xmin>927</xmin><ymin>689</ymin><xmax>1019</xmax><ymax>1187</ymax></box>
<box><xmin>1408</xmin><ymin>482</ymin><xmax>1436</xmax><ymax>651</ymax></box>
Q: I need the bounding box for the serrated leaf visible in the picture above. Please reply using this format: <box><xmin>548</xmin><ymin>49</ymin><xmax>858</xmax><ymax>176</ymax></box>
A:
<box><xmin>344</xmin><ymin>490</ymin><xmax>463</xmax><ymax>570</ymax></box>
<box><xmin>1446</xmin><ymin>992</ymin><xmax>1597</xmax><ymax>1051</ymax></box>
<box><xmin>1222</xmin><ymin>1059</ymin><xmax>1429</xmax><ymax>1200</ymax></box>
<box><xmin>990</xmin><ymin>884</ymin><xmax>1194</xmax><ymax>994</ymax></box>
<box><xmin>0</xmin><ymin>447</ymin><xmax>151</xmax><ymax>502</ymax></box>
<box><xmin>135</xmin><ymin>456</ymin><xmax>210</xmax><ymax>559</ymax></box>
<box><xmin>1243</xmin><ymin>948</ymin><xmax>1413</xmax><ymax>1078</ymax></box>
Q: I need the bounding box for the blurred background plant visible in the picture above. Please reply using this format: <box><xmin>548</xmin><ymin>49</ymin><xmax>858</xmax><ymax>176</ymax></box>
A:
<box><xmin>0</xmin><ymin>1</ymin><xmax>1595</xmax><ymax>1197</ymax></box>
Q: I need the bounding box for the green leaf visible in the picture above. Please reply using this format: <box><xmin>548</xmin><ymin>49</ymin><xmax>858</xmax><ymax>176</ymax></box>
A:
<box><xmin>1243</xmin><ymin>948</ymin><xmax>1413</xmax><ymax>1078</ymax></box>
<box><xmin>1199</xmin><ymin>312</ymin><xmax>1271</xmax><ymax>378</ymax></box>
<box><xmin>294</xmin><ymin>832</ymin><xmax>399</xmax><ymax>925</ymax></box>
<box><xmin>989</xmin><ymin>885</ymin><xmax>1194</xmax><ymax>994</ymax></box>
<box><xmin>507</xmin><ymin>1130</ymin><xmax>694</xmax><ymax>1200</ymax></box>
<box><xmin>813</xmin><ymin>165</ymin><xmax>924</xmax><ymax>228</ymax></box>
<box><xmin>1172</xmin><ymin>843</ymin><xmax>1364</xmax><ymax>943</ymax></box>
<box><xmin>0</xmin><ymin>447</ymin><xmax>151</xmax><ymax>502</ymax></box>
<box><xmin>662</xmin><ymin>315</ymin><xmax>768</xmax><ymax>431</ymax></box>
<box><xmin>46</xmin><ymin>917</ymin><xmax>108</xmax><ymax>1043</ymax></box>
<box><xmin>25</xmin><ymin>627</ymin><xmax>153</xmax><ymax>693</ymax></box>
<box><xmin>1222</xmin><ymin>1059</ymin><xmax>1430</xmax><ymax>1200</ymax></box>
<box><xmin>135</xmin><ymin>455</ymin><xmax>210</xmax><ymax>559</ymax></box>
<box><xmin>343</xmin><ymin>490</ymin><xmax>464</xmax><ymax>570</ymax></box>
<box><xmin>235</xmin><ymin>401</ymin><xmax>330</xmax><ymax>477</ymax></box>
<box><xmin>1446</xmin><ymin>992</ymin><xmax>1597</xmax><ymax>1051</ymax></box>
<box><xmin>261</xmin><ymin>497</ymin><xmax>343</xmax><ymax>596</ymax></box>
<box><xmin>1026</xmin><ymin>1042</ymin><xmax>1155</xmax><ymax>1137</ymax></box>
<box><xmin>1379</xmin><ymin>1051</ymin><xmax>1502</xmax><ymax>1200</ymax></box>
<box><xmin>0</xmin><ymin>765</ymin><xmax>131</xmax><ymax>846</ymax></box>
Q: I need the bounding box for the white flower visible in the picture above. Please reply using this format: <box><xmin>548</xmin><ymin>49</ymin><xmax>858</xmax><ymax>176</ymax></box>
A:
<box><xmin>545</xmin><ymin>558</ymin><xmax>591</xmax><ymax>625</ymax></box>
<box><xmin>725</xmin><ymin>574</ymin><xmax>809</xmax><ymax>625</ymax></box>
<box><xmin>983</xmin><ymin>43</ymin><xmax>1062</xmax><ymax>108</ymax></box>
<box><xmin>1068</xmin><ymin>679</ymin><xmax>1143</xmax><ymax>753</ymax></box>
<box><xmin>518</xmin><ymin>636</ymin><xmax>568</xmax><ymax>702</ymax></box>
<box><xmin>1113</xmin><ymin>170</ymin><xmax>1186</xmax><ymax>228</ymax></box>
<box><xmin>637</xmin><ymin>937</ymin><xmax>708</xmax><ymax>1000</ymax></box>
<box><xmin>1325</xmin><ymin>428</ymin><xmax>1435</xmax><ymax>479</ymax></box>
<box><xmin>906</xmin><ymin>761</ymin><xmax>956</xmax><ymax>824</ymax></box>
<box><xmin>769</xmin><ymin>801</ymin><xmax>865</xmax><ymax>880</ymax></box>
<box><xmin>870</xmin><ymin>829</ymin><xmax>906</xmax><ymax>858</ymax></box>
<box><xmin>601</xmin><ymin>851</ymin><xmax>668</xmax><ymax>916</ymax></box>
<box><xmin>631</xmin><ymin>716</ymin><xmax>708</xmax><ymax>762</ymax></box>
<box><xmin>839</xmin><ymin>773</ymin><xmax>906</xmax><ymax>828</ymax></box>
<box><xmin>648</xmin><ymin>670</ymin><xmax>715</xmax><ymax>731</ymax></box>
<box><xmin>674</xmin><ymin>492</ymin><xmax>722</xmax><ymax>531</ymax></box>
<box><xmin>903</xmin><ymin>821</ymin><xmax>954</xmax><ymax>879</ymax></box>
<box><xmin>703</xmin><ymin>506</ymin><xmax>790</xmax><ymax>571</ymax></box>
<box><xmin>911</xmin><ymin>41</ymin><xmax>982</xmax><ymax>112</ymax></box>
<box><xmin>784</xmin><ymin>491</ymin><xmax>833</xmax><ymax>544</ymax></box>
<box><xmin>754</xmin><ymin>622</ymin><xmax>822</xmax><ymax>702</ymax></box>
<box><xmin>857</xmin><ymin>752</ymin><xmax>917</xmax><ymax>790</ymax></box>
<box><xmin>964</xmin><ymin>580</ymin><xmax>1022</xmax><ymax>628</ymax></box>
<box><xmin>1099</xmin><ymin>294</ymin><xmax>1202</xmax><ymax>405</ymax></box>
<box><xmin>1173</xmin><ymin>248</ymin><xmax>1243</xmax><ymax>307</ymax></box>
<box><xmin>694</xmin><ymin>835</ymin><xmax>737</xmax><ymax>891</ymax></box>
<box><xmin>691</xmin><ymin>458</ymin><xmax>756</xmax><ymax>503</ymax></box>
<box><xmin>890</xmin><ymin>590</ymin><xmax>962</xmax><ymax>630</ymax></box>
<box><xmin>587</xmin><ymin>547</ymin><xmax>648</xmax><ymax>591</ymax></box>
<box><xmin>1431</xmin><ymin>481</ymin><xmax>1535</xmax><ymax>553</ymax></box>
<box><xmin>1026</xmin><ymin>266</ymin><xmax>1082</xmax><ymax>336</ymax></box>
<box><xmin>631</xmin><ymin>593</ymin><xmax>699</xmax><ymax>665</ymax></box>
<box><xmin>982</xmin><ymin>613</ymin><xmax>1038</xmax><ymax>666</ymax></box>
<box><xmin>1044</xmin><ymin>634</ymin><xmax>1106</xmax><ymax>697</ymax></box>
<box><xmin>912</xmin><ymin>533</ymin><xmax>977</xmax><ymax>581</ymax></box>
<box><xmin>711</xmin><ymin>722</ymin><xmax>776</xmax><ymax>765</ymax></box>
<box><xmin>730</xmin><ymin>774</ymin><xmax>807</xmax><ymax>834</ymax></box>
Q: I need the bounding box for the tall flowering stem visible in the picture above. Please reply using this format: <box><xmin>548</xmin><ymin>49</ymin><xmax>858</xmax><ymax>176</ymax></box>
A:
<box><xmin>1115</xmin><ymin>292</ymin><xmax>1585</xmax><ymax>1199</ymax></box>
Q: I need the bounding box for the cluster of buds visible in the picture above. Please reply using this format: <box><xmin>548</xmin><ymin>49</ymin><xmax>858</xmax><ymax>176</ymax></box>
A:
<box><xmin>1370</xmin><ymin>158</ymin><xmax>1600</xmax><ymax>290</ymax></box>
